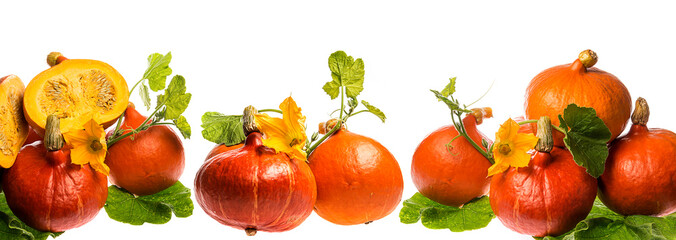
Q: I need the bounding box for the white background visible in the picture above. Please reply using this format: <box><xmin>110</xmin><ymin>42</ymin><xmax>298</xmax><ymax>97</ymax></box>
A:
<box><xmin>1</xmin><ymin>1</ymin><xmax>675</xmax><ymax>239</ymax></box>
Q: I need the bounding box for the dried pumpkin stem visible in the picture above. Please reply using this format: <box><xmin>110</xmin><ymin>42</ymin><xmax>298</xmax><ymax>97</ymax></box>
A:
<box><xmin>535</xmin><ymin>116</ymin><xmax>553</xmax><ymax>153</ymax></box>
<box><xmin>631</xmin><ymin>97</ymin><xmax>650</xmax><ymax>126</ymax></box>
<box><xmin>245</xmin><ymin>228</ymin><xmax>257</xmax><ymax>236</ymax></box>
<box><xmin>47</xmin><ymin>52</ymin><xmax>68</xmax><ymax>67</ymax></box>
<box><xmin>243</xmin><ymin>106</ymin><xmax>259</xmax><ymax>136</ymax></box>
<box><xmin>470</xmin><ymin>107</ymin><xmax>493</xmax><ymax>125</ymax></box>
<box><xmin>578</xmin><ymin>49</ymin><xmax>598</xmax><ymax>68</ymax></box>
<box><xmin>44</xmin><ymin>114</ymin><xmax>64</xmax><ymax>151</ymax></box>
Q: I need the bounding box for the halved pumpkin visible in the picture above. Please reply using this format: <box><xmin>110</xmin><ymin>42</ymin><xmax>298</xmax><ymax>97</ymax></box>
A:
<box><xmin>24</xmin><ymin>53</ymin><xmax>129</xmax><ymax>136</ymax></box>
<box><xmin>0</xmin><ymin>75</ymin><xmax>29</xmax><ymax>168</ymax></box>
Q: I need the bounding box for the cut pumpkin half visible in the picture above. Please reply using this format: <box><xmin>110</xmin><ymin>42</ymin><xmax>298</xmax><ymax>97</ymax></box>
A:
<box><xmin>0</xmin><ymin>75</ymin><xmax>29</xmax><ymax>168</ymax></box>
<box><xmin>24</xmin><ymin>53</ymin><xmax>129</xmax><ymax>136</ymax></box>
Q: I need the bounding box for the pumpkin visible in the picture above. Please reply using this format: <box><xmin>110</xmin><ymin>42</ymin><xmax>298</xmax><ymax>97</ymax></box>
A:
<box><xmin>23</xmin><ymin>52</ymin><xmax>129</xmax><ymax>136</ymax></box>
<box><xmin>205</xmin><ymin>143</ymin><xmax>242</xmax><ymax>161</ymax></box>
<box><xmin>105</xmin><ymin>104</ymin><xmax>185</xmax><ymax>196</ymax></box>
<box><xmin>490</xmin><ymin>117</ymin><xmax>597</xmax><ymax>237</ymax></box>
<box><xmin>524</xmin><ymin>49</ymin><xmax>631</xmax><ymax>147</ymax></box>
<box><xmin>194</xmin><ymin>108</ymin><xmax>316</xmax><ymax>235</ymax></box>
<box><xmin>411</xmin><ymin>108</ymin><xmax>493</xmax><ymax>207</ymax></box>
<box><xmin>1</xmin><ymin>115</ymin><xmax>107</xmax><ymax>232</ymax></box>
<box><xmin>598</xmin><ymin>97</ymin><xmax>676</xmax><ymax>216</ymax></box>
<box><xmin>309</xmin><ymin>122</ymin><xmax>404</xmax><ymax>225</ymax></box>
<box><xmin>0</xmin><ymin>75</ymin><xmax>29</xmax><ymax>168</ymax></box>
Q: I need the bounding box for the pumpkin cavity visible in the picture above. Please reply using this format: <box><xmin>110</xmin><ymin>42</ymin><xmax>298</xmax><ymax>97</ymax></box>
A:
<box><xmin>39</xmin><ymin>69</ymin><xmax>117</xmax><ymax>119</ymax></box>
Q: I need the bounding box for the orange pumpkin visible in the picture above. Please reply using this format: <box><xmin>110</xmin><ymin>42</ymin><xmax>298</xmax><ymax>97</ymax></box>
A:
<box><xmin>411</xmin><ymin>109</ymin><xmax>493</xmax><ymax>207</ymax></box>
<box><xmin>105</xmin><ymin>104</ymin><xmax>185</xmax><ymax>196</ymax></box>
<box><xmin>525</xmin><ymin>50</ymin><xmax>631</xmax><ymax>147</ymax></box>
<box><xmin>23</xmin><ymin>52</ymin><xmax>129</xmax><ymax>136</ymax></box>
<box><xmin>309</xmin><ymin>123</ymin><xmax>404</xmax><ymax>225</ymax></box>
<box><xmin>205</xmin><ymin>143</ymin><xmax>242</xmax><ymax>161</ymax></box>
<box><xmin>0</xmin><ymin>75</ymin><xmax>29</xmax><ymax>168</ymax></box>
<box><xmin>599</xmin><ymin>98</ymin><xmax>676</xmax><ymax>216</ymax></box>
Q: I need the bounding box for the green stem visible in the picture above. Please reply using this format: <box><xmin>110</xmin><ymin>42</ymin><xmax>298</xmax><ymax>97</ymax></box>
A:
<box><xmin>306</xmin><ymin>121</ymin><xmax>341</xmax><ymax>156</ymax></box>
<box><xmin>350</xmin><ymin>110</ymin><xmax>369</xmax><ymax>116</ymax></box>
<box><xmin>128</xmin><ymin>79</ymin><xmax>144</xmax><ymax>97</ymax></box>
<box><xmin>258</xmin><ymin>109</ymin><xmax>283</xmax><ymax>114</ymax></box>
<box><xmin>339</xmin><ymin>87</ymin><xmax>345</xmax><ymax>120</ymax></box>
<box><xmin>453</xmin><ymin>111</ymin><xmax>494</xmax><ymax>164</ymax></box>
<box><xmin>517</xmin><ymin>120</ymin><xmax>537</xmax><ymax>125</ymax></box>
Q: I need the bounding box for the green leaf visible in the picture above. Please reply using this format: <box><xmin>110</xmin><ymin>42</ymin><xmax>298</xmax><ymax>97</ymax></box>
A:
<box><xmin>324</xmin><ymin>51</ymin><xmax>365</xmax><ymax>99</ymax></box>
<box><xmin>543</xmin><ymin>199</ymin><xmax>676</xmax><ymax>240</ymax></box>
<box><xmin>139</xmin><ymin>82</ymin><xmax>151</xmax><ymax>111</ymax></box>
<box><xmin>559</xmin><ymin>104</ymin><xmax>611</xmax><ymax>178</ymax></box>
<box><xmin>143</xmin><ymin>52</ymin><xmax>173</xmax><ymax>92</ymax></box>
<box><xmin>0</xmin><ymin>193</ymin><xmax>63</xmax><ymax>240</ymax></box>
<box><xmin>104</xmin><ymin>181</ymin><xmax>193</xmax><ymax>225</ymax></box>
<box><xmin>400</xmin><ymin>193</ymin><xmax>494</xmax><ymax>232</ymax></box>
<box><xmin>441</xmin><ymin>77</ymin><xmax>457</xmax><ymax>97</ymax></box>
<box><xmin>361</xmin><ymin>100</ymin><xmax>386</xmax><ymax>123</ymax></box>
<box><xmin>200</xmin><ymin>112</ymin><xmax>245</xmax><ymax>146</ymax></box>
<box><xmin>173</xmin><ymin>115</ymin><xmax>191</xmax><ymax>139</ymax></box>
<box><xmin>157</xmin><ymin>75</ymin><xmax>192</xmax><ymax>120</ymax></box>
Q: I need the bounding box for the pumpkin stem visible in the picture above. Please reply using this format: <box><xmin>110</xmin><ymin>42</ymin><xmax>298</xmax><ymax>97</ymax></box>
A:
<box><xmin>631</xmin><ymin>97</ymin><xmax>650</xmax><ymax>126</ymax></box>
<box><xmin>319</xmin><ymin>118</ymin><xmax>343</xmax><ymax>134</ymax></box>
<box><xmin>535</xmin><ymin>116</ymin><xmax>553</xmax><ymax>153</ymax></box>
<box><xmin>578</xmin><ymin>49</ymin><xmax>598</xmax><ymax>68</ymax></box>
<box><xmin>47</xmin><ymin>52</ymin><xmax>68</xmax><ymax>67</ymax></box>
<box><xmin>470</xmin><ymin>107</ymin><xmax>493</xmax><ymax>125</ymax></box>
<box><xmin>243</xmin><ymin>105</ymin><xmax>259</xmax><ymax>136</ymax></box>
<box><xmin>245</xmin><ymin>228</ymin><xmax>257</xmax><ymax>236</ymax></box>
<box><xmin>44</xmin><ymin>114</ymin><xmax>65</xmax><ymax>151</ymax></box>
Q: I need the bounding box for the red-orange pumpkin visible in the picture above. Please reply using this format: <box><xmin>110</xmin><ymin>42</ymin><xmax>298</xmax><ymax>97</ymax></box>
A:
<box><xmin>525</xmin><ymin>50</ymin><xmax>631</xmax><ymax>147</ymax></box>
<box><xmin>490</xmin><ymin>118</ymin><xmax>597</xmax><ymax>237</ymax></box>
<box><xmin>598</xmin><ymin>98</ymin><xmax>676</xmax><ymax>216</ymax></box>
<box><xmin>1</xmin><ymin>115</ymin><xmax>107</xmax><ymax>232</ymax></box>
<box><xmin>194</xmin><ymin>132</ymin><xmax>316</xmax><ymax>235</ymax></box>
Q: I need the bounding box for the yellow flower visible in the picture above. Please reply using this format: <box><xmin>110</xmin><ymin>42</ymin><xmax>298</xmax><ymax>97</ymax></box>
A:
<box><xmin>254</xmin><ymin>96</ymin><xmax>307</xmax><ymax>161</ymax></box>
<box><xmin>487</xmin><ymin>119</ymin><xmax>539</xmax><ymax>176</ymax></box>
<box><xmin>62</xmin><ymin>117</ymin><xmax>110</xmax><ymax>175</ymax></box>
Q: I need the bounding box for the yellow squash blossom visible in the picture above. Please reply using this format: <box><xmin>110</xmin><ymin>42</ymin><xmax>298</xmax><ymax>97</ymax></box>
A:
<box><xmin>487</xmin><ymin>119</ymin><xmax>539</xmax><ymax>176</ymax></box>
<box><xmin>62</xmin><ymin>117</ymin><xmax>110</xmax><ymax>175</ymax></box>
<box><xmin>254</xmin><ymin>96</ymin><xmax>307</xmax><ymax>161</ymax></box>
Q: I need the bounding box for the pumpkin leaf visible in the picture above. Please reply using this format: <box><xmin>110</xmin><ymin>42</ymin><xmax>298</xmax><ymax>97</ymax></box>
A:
<box><xmin>0</xmin><ymin>193</ymin><xmax>63</xmax><ymax>240</ymax></box>
<box><xmin>143</xmin><ymin>52</ymin><xmax>173</xmax><ymax>92</ymax></box>
<box><xmin>139</xmin><ymin>82</ymin><xmax>152</xmax><ymax>111</ymax></box>
<box><xmin>539</xmin><ymin>199</ymin><xmax>676</xmax><ymax>240</ymax></box>
<box><xmin>400</xmin><ymin>193</ymin><xmax>494</xmax><ymax>232</ymax></box>
<box><xmin>440</xmin><ymin>77</ymin><xmax>457</xmax><ymax>97</ymax></box>
<box><xmin>323</xmin><ymin>51</ymin><xmax>365</xmax><ymax>99</ymax></box>
<box><xmin>361</xmin><ymin>100</ymin><xmax>386</xmax><ymax>123</ymax></box>
<box><xmin>173</xmin><ymin>115</ymin><xmax>191</xmax><ymax>139</ymax></box>
<box><xmin>201</xmin><ymin>112</ymin><xmax>245</xmax><ymax>146</ymax></box>
<box><xmin>559</xmin><ymin>104</ymin><xmax>611</xmax><ymax>178</ymax></box>
<box><xmin>157</xmin><ymin>75</ymin><xmax>192</xmax><ymax>120</ymax></box>
<box><xmin>104</xmin><ymin>181</ymin><xmax>193</xmax><ymax>225</ymax></box>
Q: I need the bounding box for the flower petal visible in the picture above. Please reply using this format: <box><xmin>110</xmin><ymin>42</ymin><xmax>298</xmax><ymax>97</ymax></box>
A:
<box><xmin>487</xmin><ymin>162</ymin><xmax>509</xmax><ymax>176</ymax></box>
<box><xmin>512</xmin><ymin>133</ymin><xmax>539</xmax><ymax>151</ymax></box>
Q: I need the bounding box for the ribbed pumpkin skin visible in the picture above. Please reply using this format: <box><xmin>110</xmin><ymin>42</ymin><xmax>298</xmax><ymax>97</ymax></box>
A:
<box><xmin>194</xmin><ymin>133</ymin><xmax>317</xmax><ymax>233</ymax></box>
<box><xmin>105</xmin><ymin>106</ymin><xmax>185</xmax><ymax>196</ymax></box>
<box><xmin>490</xmin><ymin>148</ymin><xmax>597</xmax><ymax>237</ymax></box>
<box><xmin>411</xmin><ymin>115</ymin><xmax>492</xmax><ymax>207</ymax></box>
<box><xmin>309</xmin><ymin>129</ymin><xmax>404</xmax><ymax>225</ymax></box>
<box><xmin>525</xmin><ymin>59</ymin><xmax>631</xmax><ymax>147</ymax></box>
<box><xmin>599</xmin><ymin>125</ymin><xmax>676</xmax><ymax>216</ymax></box>
<box><xmin>1</xmin><ymin>143</ymin><xmax>108</xmax><ymax>232</ymax></box>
